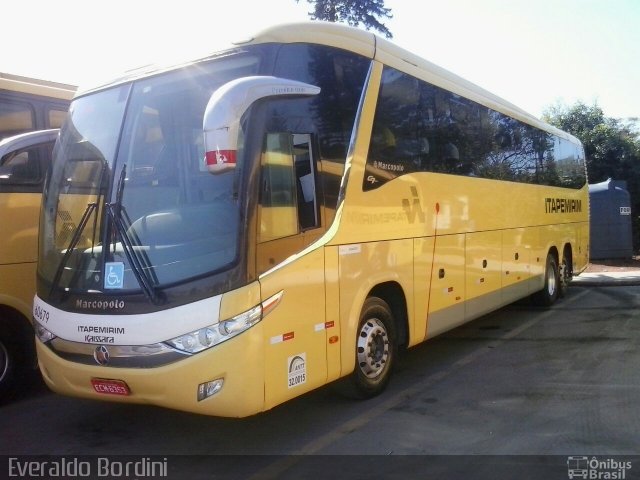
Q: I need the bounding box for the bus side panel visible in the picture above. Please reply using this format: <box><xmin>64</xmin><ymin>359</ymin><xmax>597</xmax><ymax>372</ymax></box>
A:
<box><xmin>324</xmin><ymin>246</ymin><xmax>342</xmax><ymax>382</ymax></box>
<box><xmin>424</xmin><ymin>233</ymin><xmax>465</xmax><ymax>339</ymax></box>
<box><xmin>528</xmin><ymin>226</ymin><xmax>546</xmax><ymax>291</ymax></box>
<box><xmin>536</xmin><ymin>184</ymin><xmax>590</xmax><ymax>275</ymax></box>
<box><xmin>0</xmin><ymin>262</ymin><xmax>36</xmax><ymax>319</ymax></box>
<box><xmin>261</xmin><ymin>248</ymin><xmax>328</xmax><ymax>410</ymax></box>
<box><xmin>465</xmin><ymin>231</ymin><xmax>502</xmax><ymax>321</ymax></box>
<box><xmin>337</xmin><ymin>239</ymin><xmax>414</xmax><ymax>377</ymax></box>
<box><xmin>577</xmin><ymin>221</ymin><xmax>590</xmax><ymax>272</ymax></box>
<box><xmin>413</xmin><ymin>236</ymin><xmax>435</xmax><ymax>345</ymax></box>
<box><xmin>501</xmin><ymin>228</ymin><xmax>533</xmax><ymax>304</ymax></box>
<box><xmin>0</xmin><ymin>191</ymin><xmax>40</xmax><ymax>265</ymax></box>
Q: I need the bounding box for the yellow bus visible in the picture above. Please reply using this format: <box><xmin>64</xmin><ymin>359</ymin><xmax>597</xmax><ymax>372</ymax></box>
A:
<box><xmin>0</xmin><ymin>73</ymin><xmax>74</xmax><ymax>140</ymax></box>
<box><xmin>0</xmin><ymin>74</ymin><xmax>75</xmax><ymax>396</ymax></box>
<box><xmin>33</xmin><ymin>22</ymin><xmax>588</xmax><ymax>417</ymax></box>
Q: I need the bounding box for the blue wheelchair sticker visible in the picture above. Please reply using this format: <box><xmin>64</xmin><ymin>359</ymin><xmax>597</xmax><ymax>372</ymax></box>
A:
<box><xmin>104</xmin><ymin>262</ymin><xmax>125</xmax><ymax>289</ymax></box>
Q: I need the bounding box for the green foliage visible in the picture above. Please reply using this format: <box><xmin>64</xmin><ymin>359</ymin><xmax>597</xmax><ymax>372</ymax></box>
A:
<box><xmin>296</xmin><ymin>0</ymin><xmax>393</xmax><ymax>38</ymax></box>
<box><xmin>543</xmin><ymin>101</ymin><xmax>640</xmax><ymax>250</ymax></box>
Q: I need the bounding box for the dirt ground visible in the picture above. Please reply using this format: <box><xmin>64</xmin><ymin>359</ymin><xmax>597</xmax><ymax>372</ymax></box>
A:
<box><xmin>584</xmin><ymin>256</ymin><xmax>640</xmax><ymax>272</ymax></box>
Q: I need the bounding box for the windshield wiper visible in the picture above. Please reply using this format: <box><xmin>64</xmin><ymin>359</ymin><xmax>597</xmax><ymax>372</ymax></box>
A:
<box><xmin>48</xmin><ymin>158</ymin><xmax>108</xmax><ymax>297</ymax></box>
<box><xmin>49</xmin><ymin>202</ymin><xmax>98</xmax><ymax>297</ymax></box>
<box><xmin>107</xmin><ymin>164</ymin><xmax>164</xmax><ymax>305</ymax></box>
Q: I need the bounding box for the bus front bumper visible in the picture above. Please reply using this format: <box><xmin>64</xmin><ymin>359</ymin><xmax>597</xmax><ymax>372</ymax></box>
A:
<box><xmin>35</xmin><ymin>329</ymin><xmax>266</xmax><ymax>418</ymax></box>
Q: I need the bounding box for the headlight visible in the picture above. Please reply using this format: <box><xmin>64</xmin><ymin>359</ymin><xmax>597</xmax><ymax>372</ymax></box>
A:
<box><xmin>166</xmin><ymin>291</ymin><xmax>282</xmax><ymax>354</ymax></box>
<box><xmin>166</xmin><ymin>326</ymin><xmax>222</xmax><ymax>354</ymax></box>
<box><xmin>35</xmin><ymin>322</ymin><xmax>57</xmax><ymax>343</ymax></box>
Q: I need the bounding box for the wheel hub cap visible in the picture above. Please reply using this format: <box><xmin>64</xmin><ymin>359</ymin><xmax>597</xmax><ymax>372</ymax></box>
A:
<box><xmin>357</xmin><ymin>318</ymin><xmax>389</xmax><ymax>379</ymax></box>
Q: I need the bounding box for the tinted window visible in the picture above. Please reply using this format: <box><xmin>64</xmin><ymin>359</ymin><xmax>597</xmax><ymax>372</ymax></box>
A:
<box><xmin>0</xmin><ymin>101</ymin><xmax>34</xmax><ymax>140</ymax></box>
<box><xmin>274</xmin><ymin>44</ymin><xmax>369</xmax><ymax>213</ymax></box>
<box><xmin>48</xmin><ymin>108</ymin><xmax>68</xmax><ymax>129</ymax></box>
<box><xmin>364</xmin><ymin>67</ymin><xmax>587</xmax><ymax>190</ymax></box>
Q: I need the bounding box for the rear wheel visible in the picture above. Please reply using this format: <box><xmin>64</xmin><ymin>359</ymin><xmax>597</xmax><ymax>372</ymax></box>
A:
<box><xmin>559</xmin><ymin>256</ymin><xmax>572</xmax><ymax>298</ymax></box>
<box><xmin>351</xmin><ymin>297</ymin><xmax>397</xmax><ymax>398</ymax></box>
<box><xmin>533</xmin><ymin>253</ymin><xmax>560</xmax><ymax>306</ymax></box>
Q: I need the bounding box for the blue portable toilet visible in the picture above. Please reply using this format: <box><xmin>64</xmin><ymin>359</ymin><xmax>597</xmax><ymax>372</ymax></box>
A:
<box><xmin>589</xmin><ymin>179</ymin><xmax>633</xmax><ymax>259</ymax></box>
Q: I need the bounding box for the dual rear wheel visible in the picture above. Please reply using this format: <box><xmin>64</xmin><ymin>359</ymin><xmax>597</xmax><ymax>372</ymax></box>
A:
<box><xmin>533</xmin><ymin>251</ymin><xmax>571</xmax><ymax>307</ymax></box>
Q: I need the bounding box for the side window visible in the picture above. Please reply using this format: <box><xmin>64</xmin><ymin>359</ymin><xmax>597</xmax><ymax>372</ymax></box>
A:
<box><xmin>364</xmin><ymin>66</ymin><xmax>586</xmax><ymax>190</ymax></box>
<box><xmin>292</xmin><ymin>134</ymin><xmax>319</xmax><ymax>230</ymax></box>
<box><xmin>364</xmin><ymin>68</ymin><xmax>420</xmax><ymax>190</ymax></box>
<box><xmin>0</xmin><ymin>141</ymin><xmax>51</xmax><ymax>188</ymax></box>
<box><xmin>0</xmin><ymin>101</ymin><xmax>35</xmax><ymax>140</ymax></box>
<box><xmin>273</xmin><ymin>43</ymin><xmax>369</xmax><ymax>219</ymax></box>
<box><xmin>259</xmin><ymin>133</ymin><xmax>298</xmax><ymax>242</ymax></box>
<box><xmin>258</xmin><ymin>133</ymin><xmax>319</xmax><ymax>243</ymax></box>
<box><xmin>48</xmin><ymin>108</ymin><xmax>68</xmax><ymax>129</ymax></box>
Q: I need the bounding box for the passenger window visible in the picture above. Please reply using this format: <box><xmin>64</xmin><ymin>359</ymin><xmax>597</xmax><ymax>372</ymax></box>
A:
<box><xmin>259</xmin><ymin>133</ymin><xmax>319</xmax><ymax>242</ymax></box>
<box><xmin>0</xmin><ymin>101</ymin><xmax>34</xmax><ymax>139</ymax></box>
<box><xmin>48</xmin><ymin>108</ymin><xmax>68</xmax><ymax>129</ymax></box>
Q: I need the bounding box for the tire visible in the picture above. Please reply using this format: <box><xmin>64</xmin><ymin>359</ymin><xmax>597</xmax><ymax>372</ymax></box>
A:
<box><xmin>350</xmin><ymin>297</ymin><xmax>397</xmax><ymax>398</ymax></box>
<box><xmin>533</xmin><ymin>253</ymin><xmax>560</xmax><ymax>307</ymax></box>
<box><xmin>559</xmin><ymin>256</ymin><xmax>571</xmax><ymax>298</ymax></box>
<box><xmin>0</xmin><ymin>324</ymin><xmax>19</xmax><ymax>398</ymax></box>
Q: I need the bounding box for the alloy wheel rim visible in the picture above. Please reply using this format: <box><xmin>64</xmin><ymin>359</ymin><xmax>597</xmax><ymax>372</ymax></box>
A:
<box><xmin>547</xmin><ymin>264</ymin><xmax>557</xmax><ymax>296</ymax></box>
<box><xmin>357</xmin><ymin>318</ymin><xmax>390</xmax><ymax>379</ymax></box>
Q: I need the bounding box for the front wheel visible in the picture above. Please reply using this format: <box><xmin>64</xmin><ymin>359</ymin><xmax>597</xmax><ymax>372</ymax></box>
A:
<box><xmin>532</xmin><ymin>253</ymin><xmax>560</xmax><ymax>307</ymax></box>
<box><xmin>0</xmin><ymin>325</ymin><xmax>19</xmax><ymax>398</ymax></box>
<box><xmin>351</xmin><ymin>297</ymin><xmax>397</xmax><ymax>398</ymax></box>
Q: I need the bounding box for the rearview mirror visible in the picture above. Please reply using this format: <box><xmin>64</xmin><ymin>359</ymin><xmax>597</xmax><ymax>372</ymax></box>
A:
<box><xmin>202</xmin><ymin>76</ymin><xmax>320</xmax><ymax>174</ymax></box>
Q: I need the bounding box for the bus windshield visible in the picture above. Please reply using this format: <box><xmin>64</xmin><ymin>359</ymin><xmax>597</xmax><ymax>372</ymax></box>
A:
<box><xmin>38</xmin><ymin>52</ymin><xmax>262</xmax><ymax>296</ymax></box>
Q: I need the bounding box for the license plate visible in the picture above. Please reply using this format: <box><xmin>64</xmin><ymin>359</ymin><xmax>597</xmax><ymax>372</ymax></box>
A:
<box><xmin>91</xmin><ymin>378</ymin><xmax>130</xmax><ymax>396</ymax></box>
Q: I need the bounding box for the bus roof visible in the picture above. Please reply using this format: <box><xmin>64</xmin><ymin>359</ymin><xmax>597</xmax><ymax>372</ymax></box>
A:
<box><xmin>246</xmin><ymin>22</ymin><xmax>576</xmax><ymax>143</ymax></box>
<box><xmin>77</xmin><ymin>21</ymin><xmax>578</xmax><ymax>144</ymax></box>
<box><xmin>0</xmin><ymin>72</ymin><xmax>76</xmax><ymax>101</ymax></box>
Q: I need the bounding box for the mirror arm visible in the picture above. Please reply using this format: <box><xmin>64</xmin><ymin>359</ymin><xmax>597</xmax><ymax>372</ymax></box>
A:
<box><xmin>202</xmin><ymin>76</ymin><xmax>320</xmax><ymax>174</ymax></box>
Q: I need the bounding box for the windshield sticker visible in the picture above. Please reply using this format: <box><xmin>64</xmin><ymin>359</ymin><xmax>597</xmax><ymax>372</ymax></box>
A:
<box><xmin>104</xmin><ymin>262</ymin><xmax>125</xmax><ymax>289</ymax></box>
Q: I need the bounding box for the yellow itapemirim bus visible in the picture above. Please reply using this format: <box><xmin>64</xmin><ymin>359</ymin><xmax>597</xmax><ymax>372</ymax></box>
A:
<box><xmin>0</xmin><ymin>73</ymin><xmax>75</xmax><ymax>395</ymax></box>
<box><xmin>33</xmin><ymin>22</ymin><xmax>588</xmax><ymax>417</ymax></box>
<box><xmin>0</xmin><ymin>73</ymin><xmax>75</xmax><ymax>140</ymax></box>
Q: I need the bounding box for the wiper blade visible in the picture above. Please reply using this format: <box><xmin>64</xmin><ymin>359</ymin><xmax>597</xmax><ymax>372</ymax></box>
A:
<box><xmin>49</xmin><ymin>156</ymin><xmax>109</xmax><ymax>296</ymax></box>
<box><xmin>107</xmin><ymin>204</ymin><xmax>162</xmax><ymax>305</ymax></box>
<box><xmin>108</xmin><ymin>165</ymin><xmax>163</xmax><ymax>305</ymax></box>
<box><xmin>49</xmin><ymin>202</ymin><xmax>97</xmax><ymax>297</ymax></box>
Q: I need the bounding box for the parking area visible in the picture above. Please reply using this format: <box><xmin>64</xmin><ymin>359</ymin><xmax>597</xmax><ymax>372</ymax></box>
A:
<box><xmin>1</xmin><ymin>283</ymin><xmax>639</xmax><ymax>479</ymax></box>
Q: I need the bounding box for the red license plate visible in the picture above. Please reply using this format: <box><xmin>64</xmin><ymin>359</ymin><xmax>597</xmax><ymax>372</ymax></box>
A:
<box><xmin>91</xmin><ymin>378</ymin><xmax>130</xmax><ymax>396</ymax></box>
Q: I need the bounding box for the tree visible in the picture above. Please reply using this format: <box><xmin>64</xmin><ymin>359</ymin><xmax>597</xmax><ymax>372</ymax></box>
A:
<box><xmin>543</xmin><ymin>102</ymin><xmax>640</xmax><ymax>250</ymax></box>
<box><xmin>296</xmin><ymin>0</ymin><xmax>393</xmax><ymax>38</ymax></box>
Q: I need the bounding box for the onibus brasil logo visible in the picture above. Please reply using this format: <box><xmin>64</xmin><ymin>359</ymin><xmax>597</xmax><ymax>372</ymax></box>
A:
<box><xmin>567</xmin><ymin>456</ymin><xmax>632</xmax><ymax>479</ymax></box>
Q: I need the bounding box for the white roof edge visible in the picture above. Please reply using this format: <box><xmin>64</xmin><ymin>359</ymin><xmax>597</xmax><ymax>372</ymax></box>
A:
<box><xmin>73</xmin><ymin>21</ymin><xmax>579</xmax><ymax>144</ymax></box>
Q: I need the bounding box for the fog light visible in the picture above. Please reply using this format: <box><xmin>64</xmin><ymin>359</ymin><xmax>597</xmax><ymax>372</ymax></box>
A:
<box><xmin>197</xmin><ymin>378</ymin><xmax>224</xmax><ymax>401</ymax></box>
